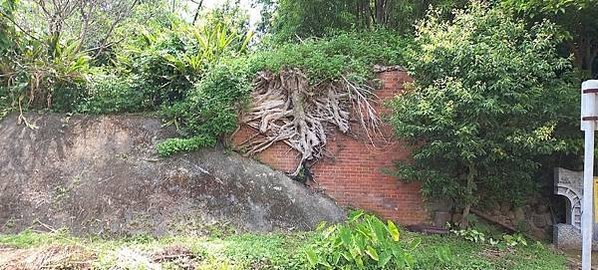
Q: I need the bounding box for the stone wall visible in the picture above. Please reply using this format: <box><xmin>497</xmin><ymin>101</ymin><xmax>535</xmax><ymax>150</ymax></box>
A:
<box><xmin>232</xmin><ymin>70</ymin><xmax>429</xmax><ymax>225</ymax></box>
<box><xmin>486</xmin><ymin>200</ymin><xmax>554</xmax><ymax>239</ymax></box>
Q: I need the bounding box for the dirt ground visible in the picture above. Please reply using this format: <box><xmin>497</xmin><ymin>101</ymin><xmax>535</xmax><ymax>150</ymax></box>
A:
<box><xmin>0</xmin><ymin>245</ymin><xmax>95</xmax><ymax>270</ymax></box>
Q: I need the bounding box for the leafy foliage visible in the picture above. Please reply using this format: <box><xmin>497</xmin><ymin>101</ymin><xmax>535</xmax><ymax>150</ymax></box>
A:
<box><xmin>390</xmin><ymin>2</ymin><xmax>580</xmax><ymax>212</ymax></box>
<box><xmin>0</xmin><ymin>0</ymin><xmax>17</xmax><ymax>53</ymax></box>
<box><xmin>501</xmin><ymin>0</ymin><xmax>598</xmax><ymax>76</ymax></box>
<box><xmin>306</xmin><ymin>211</ymin><xmax>418</xmax><ymax>269</ymax></box>
<box><xmin>3</xmin><ymin>37</ymin><xmax>91</xmax><ymax>112</ymax></box>
<box><xmin>263</xmin><ymin>0</ymin><xmax>467</xmax><ymax>41</ymax></box>
<box><xmin>76</xmin><ymin>72</ymin><xmax>146</xmax><ymax>114</ymax></box>
<box><xmin>156</xmin><ymin>135</ymin><xmax>217</xmax><ymax>157</ymax></box>
<box><xmin>250</xmin><ymin>29</ymin><xmax>408</xmax><ymax>82</ymax></box>
<box><xmin>157</xmin><ymin>62</ymin><xmax>251</xmax><ymax>156</ymax></box>
<box><xmin>114</xmin><ymin>19</ymin><xmax>253</xmax><ymax>107</ymax></box>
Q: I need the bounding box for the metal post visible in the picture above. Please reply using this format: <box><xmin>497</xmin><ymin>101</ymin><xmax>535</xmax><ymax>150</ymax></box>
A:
<box><xmin>581</xmin><ymin>80</ymin><xmax>598</xmax><ymax>270</ymax></box>
<box><xmin>583</xmin><ymin>123</ymin><xmax>595</xmax><ymax>270</ymax></box>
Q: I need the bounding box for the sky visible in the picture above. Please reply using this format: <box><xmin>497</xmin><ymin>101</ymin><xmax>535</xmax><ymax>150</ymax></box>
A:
<box><xmin>179</xmin><ymin>0</ymin><xmax>263</xmax><ymax>29</ymax></box>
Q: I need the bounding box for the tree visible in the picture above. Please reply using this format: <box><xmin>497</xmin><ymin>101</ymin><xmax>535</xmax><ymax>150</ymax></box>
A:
<box><xmin>8</xmin><ymin>0</ymin><xmax>140</xmax><ymax>57</ymax></box>
<box><xmin>501</xmin><ymin>0</ymin><xmax>598</xmax><ymax>76</ymax></box>
<box><xmin>390</xmin><ymin>2</ymin><xmax>579</xmax><ymax>223</ymax></box>
<box><xmin>0</xmin><ymin>0</ymin><xmax>16</xmax><ymax>52</ymax></box>
<box><xmin>259</xmin><ymin>0</ymin><xmax>466</xmax><ymax>41</ymax></box>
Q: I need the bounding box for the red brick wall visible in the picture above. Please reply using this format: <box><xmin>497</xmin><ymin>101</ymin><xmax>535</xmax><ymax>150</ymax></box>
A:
<box><xmin>232</xmin><ymin>70</ymin><xmax>428</xmax><ymax>225</ymax></box>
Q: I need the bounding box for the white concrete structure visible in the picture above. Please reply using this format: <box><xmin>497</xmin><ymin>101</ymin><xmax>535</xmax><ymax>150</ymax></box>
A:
<box><xmin>580</xmin><ymin>80</ymin><xmax>598</xmax><ymax>270</ymax></box>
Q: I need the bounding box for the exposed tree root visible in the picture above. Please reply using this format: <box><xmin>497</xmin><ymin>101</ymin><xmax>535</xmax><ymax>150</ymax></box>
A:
<box><xmin>239</xmin><ymin>69</ymin><xmax>382</xmax><ymax>176</ymax></box>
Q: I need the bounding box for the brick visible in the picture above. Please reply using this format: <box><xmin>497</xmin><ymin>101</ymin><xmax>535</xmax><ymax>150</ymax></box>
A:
<box><xmin>231</xmin><ymin>70</ymin><xmax>428</xmax><ymax>225</ymax></box>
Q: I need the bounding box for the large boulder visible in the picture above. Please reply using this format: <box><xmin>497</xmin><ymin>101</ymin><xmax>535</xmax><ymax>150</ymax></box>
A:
<box><xmin>0</xmin><ymin>113</ymin><xmax>345</xmax><ymax>236</ymax></box>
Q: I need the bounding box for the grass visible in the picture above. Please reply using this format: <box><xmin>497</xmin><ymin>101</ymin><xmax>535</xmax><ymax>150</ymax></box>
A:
<box><xmin>407</xmin><ymin>233</ymin><xmax>567</xmax><ymax>270</ymax></box>
<box><xmin>0</xmin><ymin>227</ymin><xmax>569</xmax><ymax>270</ymax></box>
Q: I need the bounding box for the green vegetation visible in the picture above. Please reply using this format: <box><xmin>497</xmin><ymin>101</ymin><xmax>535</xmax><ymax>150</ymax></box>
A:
<box><xmin>0</xmin><ymin>213</ymin><xmax>568</xmax><ymax>269</ymax></box>
<box><xmin>249</xmin><ymin>30</ymin><xmax>408</xmax><ymax>82</ymax></box>
<box><xmin>306</xmin><ymin>211</ymin><xmax>417</xmax><ymax>269</ymax></box>
<box><xmin>157</xmin><ymin>61</ymin><xmax>251</xmax><ymax>156</ymax></box>
<box><xmin>390</xmin><ymin>2</ymin><xmax>580</xmax><ymax>221</ymax></box>
<box><xmin>0</xmin><ymin>1</ymin><xmax>596</xmax><ymax>267</ymax></box>
<box><xmin>258</xmin><ymin>0</ymin><xmax>467</xmax><ymax>41</ymax></box>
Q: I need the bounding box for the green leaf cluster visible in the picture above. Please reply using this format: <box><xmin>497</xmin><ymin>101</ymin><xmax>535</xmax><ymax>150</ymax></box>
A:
<box><xmin>76</xmin><ymin>71</ymin><xmax>147</xmax><ymax>114</ymax></box>
<box><xmin>2</xmin><ymin>37</ymin><xmax>91</xmax><ymax>112</ymax></box>
<box><xmin>157</xmin><ymin>61</ymin><xmax>251</xmax><ymax>157</ymax></box>
<box><xmin>390</xmin><ymin>2</ymin><xmax>581</xmax><ymax>208</ymax></box>
<box><xmin>306</xmin><ymin>210</ymin><xmax>418</xmax><ymax>269</ymax></box>
<box><xmin>112</xmin><ymin>18</ymin><xmax>253</xmax><ymax>108</ymax></box>
<box><xmin>250</xmin><ymin>29</ymin><xmax>409</xmax><ymax>82</ymax></box>
<box><xmin>156</xmin><ymin>135</ymin><xmax>217</xmax><ymax>157</ymax></box>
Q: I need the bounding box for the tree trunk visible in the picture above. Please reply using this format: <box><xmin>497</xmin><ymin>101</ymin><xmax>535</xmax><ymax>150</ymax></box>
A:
<box><xmin>375</xmin><ymin>0</ymin><xmax>384</xmax><ymax>25</ymax></box>
<box><xmin>460</xmin><ymin>163</ymin><xmax>477</xmax><ymax>228</ymax></box>
<box><xmin>571</xmin><ymin>35</ymin><xmax>598</xmax><ymax>74</ymax></box>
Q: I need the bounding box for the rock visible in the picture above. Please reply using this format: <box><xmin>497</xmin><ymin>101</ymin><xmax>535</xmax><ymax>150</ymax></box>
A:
<box><xmin>554</xmin><ymin>223</ymin><xmax>598</xmax><ymax>250</ymax></box>
<box><xmin>536</xmin><ymin>204</ymin><xmax>548</xmax><ymax>214</ymax></box>
<box><xmin>500</xmin><ymin>202</ymin><xmax>511</xmax><ymax>213</ymax></box>
<box><xmin>532</xmin><ymin>214</ymin><xmax>548</xmax><ymax>228</ymax></box>
<box><xmin>433</xmin><ymin>211</ymin><xmax>451</xmax><ymax>227</ymax></box>
<box><xmin>0</xmin><ymin>113</ymin><xmax>347</xmax><ymax>236</ymax></box>
<box><xmin>514</xmin><ymin>207</ymin><xmax>525</xmax><ymax>222</ymax></box>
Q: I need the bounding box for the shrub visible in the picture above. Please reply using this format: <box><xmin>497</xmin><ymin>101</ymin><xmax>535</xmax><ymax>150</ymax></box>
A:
<box><xmin>116</xmin><ymin>20</ymin><xmax>253</xmax><ymax>108</ymax></box>
<box><xmin>77</xmin><ymin>72</ymin><xmax>147</xmax><ymax>114</ymax></box>
<box><xmin>249</xmin><ymin>29</ymin><xmax>409</xmax><ymax>82</ymax></box>
<box><xmin>3</xmin><ymin>38</ymin><xmax>90</xmax><ymax>113</ymax></box>
<box><xmin>156</xmin><ymin>136</ymin><xmax>217</xmax><ymax>157</ymax></box>
<box><xmin>157</xmin><ymin>61</ymin><xmax>251</xmax><ymax>156</ymax></box>
<box><xmin>306</xmin><ymin>211</ymin><xmax>418</xmax><ymax>269</ymax></box>
<box><xmin>390</xmin><ymin>2</ymin><xmax>580</xmax><ymax>218</ymax></box>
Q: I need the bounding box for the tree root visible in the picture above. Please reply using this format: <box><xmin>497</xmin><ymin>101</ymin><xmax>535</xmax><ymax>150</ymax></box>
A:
<box><xmin>239</xmin><ymin>69</ymin><xmax>381</xmax><ymax>176</ymax></box>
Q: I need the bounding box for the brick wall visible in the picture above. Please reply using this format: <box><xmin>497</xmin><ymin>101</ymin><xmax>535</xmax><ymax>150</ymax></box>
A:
<box><xmin>232</xmin><ymin>70</ymin><xmax>428</xmax><ymax>225</ymax></box>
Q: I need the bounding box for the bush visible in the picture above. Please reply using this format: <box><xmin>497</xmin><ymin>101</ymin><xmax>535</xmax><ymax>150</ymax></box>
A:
<box><xmin>250</xmin><ymin>29</ymin><xmax>409</xmax><ymax>82</ymax></box>
<box><xmin>77</xmin><ymin>72</ymin><xmax>147</xmax><ymax>114</ymax></box>
<box><xmin>2</xmin><ymin>38</ymin><xmax>91</xmax><ymax>112</ymax></box>
<box><xmin>116</xmin><ymin>20</ymin><xmax>253</xmax><ymax>108</ymax></box>
<box><xmin>306</xmin><ymin>211</ymin><xmax>418</xmax><ymax>269</ymax></box>
<box><xmin>157</xmin><ymin>61</ymin><xmax>251</xmax><ymax>156</ymax></box>
<box><xmin>156</xmin><ymin>135</ymin><xmax>217</xmax><ymax>157</ymax></box>
<box><xmin>390</xmin><ymin>2</ymin><xmax>580</xmax><ymax>214</ymax></box>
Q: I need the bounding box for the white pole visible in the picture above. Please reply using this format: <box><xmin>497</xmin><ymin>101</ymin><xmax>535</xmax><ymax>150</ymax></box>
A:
<box><xmin>581</xmin><ymin>80</ymin><xmax>598</xmax><ymax>270</ymax></box>
<box><xmin>583</xmin><ymin>123</ymin><xmax>595</xmax><ymax>270</ymax></box>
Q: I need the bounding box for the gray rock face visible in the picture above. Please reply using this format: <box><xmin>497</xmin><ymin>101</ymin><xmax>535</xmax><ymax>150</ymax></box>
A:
<box><xmin>0</xmin><ymin>113</ymin><xmax>346</xmax><ymax>236</ymax></box>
